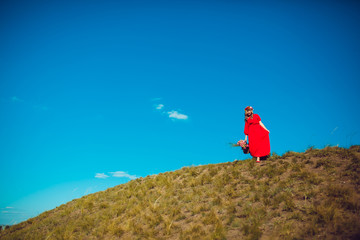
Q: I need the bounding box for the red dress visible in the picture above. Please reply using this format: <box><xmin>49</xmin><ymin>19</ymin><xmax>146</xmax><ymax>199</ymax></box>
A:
<box><xmin>244</xmin><ymin>114</ymin><xmax>270</xmax><ymax>157</ymax></box>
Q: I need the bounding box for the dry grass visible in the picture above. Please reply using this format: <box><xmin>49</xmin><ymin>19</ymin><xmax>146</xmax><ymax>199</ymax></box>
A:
<box><xmin>1</xmin><ymin>146</ymin><xmax>360</xmax><ymax>240</ymax></box>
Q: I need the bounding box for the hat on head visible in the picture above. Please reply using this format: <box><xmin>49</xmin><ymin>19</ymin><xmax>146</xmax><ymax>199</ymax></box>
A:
<box><xmin>245</xmin><ymin>106</ymin><xmax>253</xmax><ymax>111</ymax></box>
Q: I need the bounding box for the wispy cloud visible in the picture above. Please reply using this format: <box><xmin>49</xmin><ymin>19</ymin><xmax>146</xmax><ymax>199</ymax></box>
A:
<box><xmin>0</xmin><ymin>207</ymin><xmax>13</xmax><ymax>213</ymax></box>
<box><xmin>95</xmin><ymin>173</ymin><xmax>109</xmax><ymax>179</ymax></box>
<box><xmin>95</xmin><ymin>171</ymin><xmax>137</xmax><ymax>180</ymax></box>
<box><xmin>155</xmin><ymin>104</ymin><xmax>164</xmax><ymax>110</ymax></box>
<box><xmin>167</xmin><ymin>110</ymin><xmax>188</xmax><ymax>120</ymax></box>
<box><xmin>1</xmin><ymin>211</ymin><xmax>25</xmax><ymax>215</ymax></box>
<box><xmin>0</xmin><ymin>207</ymin><xmax>25</xmax><ymax>215</ymax></box>
<box><xmin>109</xmin><ymin>171</ymin><xmax>137</xmax><ymax>180</ymax></box>
<box><xmin>331</xmin><ymin>127</ymin><xmax>338</xmax><ymax>135</ymax></box>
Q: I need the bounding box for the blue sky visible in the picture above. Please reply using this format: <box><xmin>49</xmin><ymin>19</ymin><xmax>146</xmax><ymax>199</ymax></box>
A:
<box><xmin>1</xmin><ymin>0</ymin><xmax>360</xmax><ymax>225</ymax></box>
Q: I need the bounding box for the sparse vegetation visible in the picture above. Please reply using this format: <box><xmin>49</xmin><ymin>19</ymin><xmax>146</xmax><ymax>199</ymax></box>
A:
<box><xmin>1</xmin><ymin>146</ymin><xmax>360</xmax><ymax>239</ymax></box>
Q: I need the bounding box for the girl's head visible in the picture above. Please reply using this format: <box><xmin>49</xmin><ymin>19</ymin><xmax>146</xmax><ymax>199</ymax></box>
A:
<box><xmin>244</xmin><ymin>106</ymin><xmax>253</xmax><ymax>120</ymax></box>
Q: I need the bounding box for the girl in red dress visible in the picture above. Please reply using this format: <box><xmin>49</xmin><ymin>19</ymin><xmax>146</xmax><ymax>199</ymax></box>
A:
<box><xmin>244</xmin><ymin>106</ymin><xmax>270</xmax><ymax>163</ymax></box>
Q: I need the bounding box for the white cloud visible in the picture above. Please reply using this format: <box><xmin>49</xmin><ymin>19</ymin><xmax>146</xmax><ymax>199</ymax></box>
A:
<box><xmin>109</xmin><ymin>171</ymin><xmax>137</xmax><ymax>180</ymax></box>
<box><xmin>167</xmin><ymin>110</ymin><xmax>188</xmax><ymax>120</ymax></box>
<box><xmin>95</xmin><ymin>173</ymin><xmax>109</xmax><ymax>179</ymax></box>
<box><xmin>155</xmin><ymin>104</ymin><xmax>164</xmax><ymax>110</ymax></box>
<box><xmin>95</xmin><ymin>171</ymin><xmax>137</xmax><ymax>180</ymax></box>
<box><xmin>152</xmin><ymin>98</ymin><xmax>190</xmax><ymax>121</ymax></box>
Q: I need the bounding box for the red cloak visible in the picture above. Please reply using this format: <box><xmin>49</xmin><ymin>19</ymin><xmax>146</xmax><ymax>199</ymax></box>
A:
<box><xmin>244</xmin><ymin>114</ymin><xmax>270</xmax><ymax>157</ymax></box>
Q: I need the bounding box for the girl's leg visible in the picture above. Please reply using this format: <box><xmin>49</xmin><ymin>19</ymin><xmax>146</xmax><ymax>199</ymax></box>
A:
<box><xmin>256</xmin><ymin>157</ymin><xmax>260</xmax><ymax>163</ymax></box>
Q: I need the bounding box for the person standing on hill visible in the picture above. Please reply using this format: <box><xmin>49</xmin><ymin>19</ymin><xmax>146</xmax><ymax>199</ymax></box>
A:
<box><xmin>243</xmin><ymin>106</ymin><xmax>270</xmax><ymax>163</ymax></box>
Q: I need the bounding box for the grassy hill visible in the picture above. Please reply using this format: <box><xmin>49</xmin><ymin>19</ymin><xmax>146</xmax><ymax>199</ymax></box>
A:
<box><xmin>1</xmin><ymin>146</ymin><xmax>360</xmax><ymax>240</ymax></box>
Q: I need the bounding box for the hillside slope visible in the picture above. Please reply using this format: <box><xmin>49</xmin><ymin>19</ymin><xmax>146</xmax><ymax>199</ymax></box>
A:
<box><xmin>1</xmin><ymin>146</ymin><xmax>360</xmax><ymax>240</ymax></box>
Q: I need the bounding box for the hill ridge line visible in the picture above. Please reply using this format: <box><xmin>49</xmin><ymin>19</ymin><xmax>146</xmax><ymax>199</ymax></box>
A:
<box><xmin>1</xmin><ymin>146</ymin><xmax>360</xmax><ymax>239</ymax></box>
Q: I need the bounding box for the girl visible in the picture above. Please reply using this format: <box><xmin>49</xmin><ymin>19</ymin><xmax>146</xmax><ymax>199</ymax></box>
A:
<box><xmin>244</xmin><ymin>106</ymin><xmax>270</xmax><ymax>163</ymax></box>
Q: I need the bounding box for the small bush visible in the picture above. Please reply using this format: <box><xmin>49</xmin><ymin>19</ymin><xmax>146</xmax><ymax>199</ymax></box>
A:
<box><xmin>283</xmin><ymin>198</ymin><xmax>296</xmax><ymax>212</ymax></box>
<box><xmin>212</xmin><ymin>220</ymin><xmax>226</xmax><ymax>240</ymax></box>
<box><xmin>242</xmin><ymin>218</ymin><xmax>262</xmax><ymax>240</ymax></box>
<box><xmin>270</xmin><ymin>152</ymin><xmax>281</xmax><ymax>161</ymax></box>
<box><xmin>311</xmin><ymin>203</ymin><xmax>336</xmax><ymax>225</ymax></box>
<box><xmin>291</xmin><ymin>163</ymin><xmax>301</xmax><ymax>172</ymax></box>
<box><xmin>305</xmin><ymin>146</ymin><xmax>315</xmax><ymax>153</ymax></box>
<box><xmin>325</xmin><ymin>184</ymin><xmax>351</xmax><ymax>199</ymax></box>
<box><xmin>350</xmin><ymin>145</ymin><xmax>360</xmax><ymax>152</ymax></box>
<box><xmin>99</xmin><ymin>202</ymin><xmax>109</xmax><ymax>209</ymax></box>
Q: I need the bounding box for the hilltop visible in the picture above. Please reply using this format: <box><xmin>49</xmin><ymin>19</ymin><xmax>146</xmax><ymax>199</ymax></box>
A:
<box><xmin>1</xmin><ymin>146</ymin><xmax>360</xmax><ymax>239</ymax></box>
